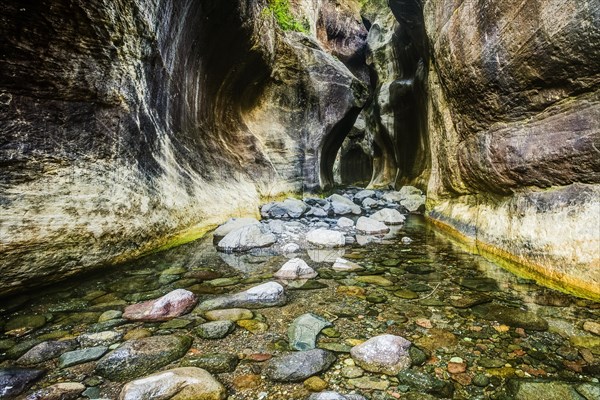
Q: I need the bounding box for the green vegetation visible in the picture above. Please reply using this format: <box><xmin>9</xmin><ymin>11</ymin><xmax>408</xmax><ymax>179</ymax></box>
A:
<box><xmin>264</xmin><ymin>0</ymin><xmax>309</xmax><ymax>33</ymax></box>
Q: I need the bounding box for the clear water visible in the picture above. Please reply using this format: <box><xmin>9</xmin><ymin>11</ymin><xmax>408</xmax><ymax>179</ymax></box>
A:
<box><xmin>1</xmin><ymin>215</ymin><xmax>598</xmax><ymax>399</ymax></box>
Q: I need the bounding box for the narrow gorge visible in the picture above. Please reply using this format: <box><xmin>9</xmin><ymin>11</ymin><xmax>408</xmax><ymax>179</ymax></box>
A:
<box><xmin>0</xmin><ymin>0</ymin><xmax>599</xmax><ymax>399</ymax></box>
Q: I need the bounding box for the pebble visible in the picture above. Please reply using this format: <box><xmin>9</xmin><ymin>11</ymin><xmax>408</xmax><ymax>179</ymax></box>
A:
<box><xmin>196</xmin><ymin>320</ymin><xmax>235</xmax><ymax>339</ymax></box>
<box><xmin>58</xmin><ymin>346</ymin><xmax>108</xmax><ymax>368</ymax></box>
<box><xmin>304</xmin><ymin>376</ymin><xmax>328</xmax><ymax>391</ymax></box>
<box><xmin>350</xmin><ymin>334</ymin><xmax>412</xmax><ymax>375</ymax></box>
<box><xmin>274</xmin><ymin>258</ymin><xmax>318</xmax><ymax>280</ymax></box>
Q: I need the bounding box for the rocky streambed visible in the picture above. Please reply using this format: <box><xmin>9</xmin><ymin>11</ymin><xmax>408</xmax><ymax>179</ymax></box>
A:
<box><xmin>0</xmin><ymin>187</ymin><xmax>599</xmax><ymax>400</ymax></box>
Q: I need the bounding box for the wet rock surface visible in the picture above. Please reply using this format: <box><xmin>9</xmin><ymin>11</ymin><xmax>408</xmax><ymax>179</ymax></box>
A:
<box><xmin>0</xmin><ymin>207</ymin><xmax>598</xmax><ymax>399</ymax></box>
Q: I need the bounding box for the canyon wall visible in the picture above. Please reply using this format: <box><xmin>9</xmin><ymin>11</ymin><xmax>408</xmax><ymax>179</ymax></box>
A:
<box><xmin>0</xmin><ymin>0</ymin><xmax>366</xmax><ymax>295</ymax></box>
<box><xmin>418</xmin><ymin>0</ymin><xmax>600</xmax><ymax>298</ymax></box>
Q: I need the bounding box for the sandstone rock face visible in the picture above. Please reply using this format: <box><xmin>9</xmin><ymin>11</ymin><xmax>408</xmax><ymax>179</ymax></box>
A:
<box><xmin>418</xmin><ymin>0</ymin><xmax>600</xmax><ymax>298</ymax></box>
<box><xmin>0</xmin><ymin>0</ymin><xmax>367</xmax><ymax>296</ymax></box>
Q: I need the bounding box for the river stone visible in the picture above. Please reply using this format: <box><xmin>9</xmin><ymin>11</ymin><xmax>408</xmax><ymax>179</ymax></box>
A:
<box><xmin>355</xmin><ymin>275</ymin><xmax>393</xmax><ymax>287</ymax></box>
<box><xmin>288</xmin><ymin>313</ymin><xmax>333</xmax><ymax>351</ymax></box>
<box><xmin>370</xmin><ymin>208</ymin><xmax>405</xmax><ymax>225</ymax></box>
<box><xmin>347</xmin><ymin>376</ymin><xmax>390</xmax><ymax>390</ymax></box>
<box><xmin>337</xmin><ymin>217</ymin><xmax>355</xmax><ymax>228</ymax></box>
<box><xmin>213</xmin><ymin>217</ymin><xmax>260</xmax><ymax>243</ymax></box>
<box><xmin>17</xmin><ymin>340</ymin><xmax>78</xmax><ymax>365</ymax></box>
<box><xmin>217</xmin><ymin>225</ymin><xmax>277</xmax><ymax>252</ymax></box>
<box><xmin>123</xmin><ymin>289</ymin><xmax>198</xmax><ymax>322</ymax></box>
<box><xmin>397</xmin><ymin>370</ymin><xmax>454</xmax><ymax>398</ymax></box>
<box><xmin>282</xmin><ymin>242</ymin><xmax>301</xmax><ymax>253</ymax></box>
<box><xmin>98</xmin><ymin>310</ymin><xmax>123</xmax><ymax>322</ymax></box>
<box><xmin>473</xmin><ymin>303</ymin><xmax>549</xmax><ymax>331</ymax></box>
<box><xmin>328</xmin><ymin>194</ymin><xmax>361</xmax><ymax>215</ymax></box>
<box><xmin>583</xmin><ymin>321</ymin><xmax>600</xmax><ymax>336</ymax></box>
<box><xmin>506</xmin><ymin>379</ymin><xmax>596</xmax><ymax>400</ymax></box>
<box><xmin>25</xmin><ymin>382</ymin><xmax>85</xmax><ymax>400</ymax></box>
<box><xmin>355</xmin><ymin>217</ymin><xmax>389</xmax><ymax>234</ymax></box>
<box><xmin>264</xmin><ymin>349</ymin><xmax>336</xmax><ymax>382</ymax></box>
<box><xmin>196</xmin><ymin>320</ymin><xmax>235</xmax><ymax>339</ymax></box>
<box><xmin>197</xmin><ymin>282</ymin><xmax>286</xmax><ymax>311</ymax></box>
<box><xmin>354</xmin><ymin>190</ymin><xmax>375</xmax><ymax>202</ymax></box>
<box><xmin>204</xmin><ymin>308</ymin><xmax>253</xmax><ymax>321</ymax></box>
<box><xmin>58</xmin><ymin>346</ymin><xmax>108</xmax><ymax>368</ymax></box>
<box><xmin>350</xmin><ymin>334</ymin><xmax>412</xmax><ymax>375</ymax></box>
<box><xmin>332</xmin><ymin>258</ymin><xmax>364</xmax><ymax>272</ymax></box>
<box><xmin>181</xmin><ymin>353</ymin><xmax>239</xmax><ymax>374</ymax></box>
<box><xmin>450</xmin><ymin>293</ymin><xmax>492</xmax><ymax>308</ymax></box>
<box><xmin>458</xmin><ymin>277</ymin><xmax>499</xmax><ymax>292</ymax></box>
<box><xmin>306</xmin><ymin>229</ymin><xmax>346</xmax><ymax>247</ymax></box>
<box><xmin>261</xmin><ymin>198</ymin><xmax>308</xmax><ymax>219</ymax></box>
<box><xmin>0</xmin><ymin>368</ymin><xmax>45</xmax><ymax>398</ymax></box>
<box><xmin>398</xmin><ymin>188</ymin><xmax>426</xmax><ymax>213</ymax></box>
<box><xmin>274</xmin><ymin>258</ymin><xmax>318</xmax><ymax>280</ymax></box>
<box><xmin>308</xmin><ymin>392</ymin><xmax>367</xmax><ymax>400</ymax></box>
<box><xmin>5</xmin><ymin>315</ymin><xmax>46</xmax><ymax>333</ymax></box>
<box><xmin>96</xmin><ymin>335</ymin><xmax>192</xmax><ymax>381</ymax></box>
<box><xmin>78</xmin><ymin>331</ymin><xmax>123</xmax><ymax>347</ymax></box>
<box><xmin>119</xmin><ymin>367</ymin><xmax>226</xmax><ymax>400</ymax></box>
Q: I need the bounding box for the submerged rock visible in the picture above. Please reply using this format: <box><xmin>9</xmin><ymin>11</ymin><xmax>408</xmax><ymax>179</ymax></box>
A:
<box><xmin>17</xmin><ymin>340</ymin><xmax>78</xmax><ymax>365</ymax></box>
<box><xmin>58</xmin><ymin>346</ymin><xmax>108</xmax><ymax>368</ymax></box>
<box><xmin>370</xmin><ymin>208</ymin><xmax>405</xmax><ymax>225</ymax></box>
<box><xmin>306</xmin><ymin>229</ymin><xmax>346</xmax><ymax>247</ymax></box>
<box><xmin>308</xmin><ymin>392</ymin><xmax>367</xmax><ymax>400</ymax></box>
<box><xmin>264</xmin><ymin>349</ymin><xmax>336</xmax><ymax>382</ymax></box>
<box><xmin>196</xmin><ymin>320</ymin><xmax>235</xmax><ymax>340</ymax></box>
<box><xmin>350</xmin><ymin>334</ymin><xmax>412</xmax><ymax>375</ymax></box>
<box><xmin>181</xmin><ymin>353</ymin><xmax>239</xmax><ymax>374</ymax></box>
<box><xmin>274</xmin><ymin>258</ymin><xmax>318</xmax><ymax>280</ymax></box>
<box><xmin>355</xmin><ymin>216</ymin><xmax>389</xmax><ymax>234</ymax></box>
<box><xmin>197</xmin><ymin>282</ymin><xmax>286</xmax><ymax>311</ymax></box>
<box><xmin>397</xmin><ymin>370</ymin><xmax>454</xmax><ymax>398</ymax></box>
<box><xmin>288</xmin><ymin>313</ymin><xmax>333</xmax><ymax>351</ymax></box>
<box><xmin>217</xmin><ymin>225</ymin><xmax>277</xmax><ymax>252</ymax></box>
<box><xmin>25</xmin><ymin>382</ymin><xmax>85</xmax><ymax>400</ymax></box>
<box><xmin>0</xmin><ymin>368</ymin><xmax>45</xmax><ymax>398</ymax></box>
<box><xmin>473</xmin><ymin>303</ymin><xmax>549</xmax><ymax>331</ymax></box>
<box><xmin>123</xmin><ymin>289</ymin><xmax>198</xmax><ymax>322</ymax></box>
<box><xmin>203</xmin><ymin>308</ymin><xmax>253</xmax><ymax>321</ymax></box>
<box><xmin>332</xmin><ymin>258</ymin><xmax>364</xmax><ymax>272</ymax></box>
<box><xmin>506</xmin><ymin>379</ymin><xmax>600</xmax><ymax>400</ymax></box>
<box><xmin>119</xmin><ymin>367</ymin><xmax>226</xmax><ymax>400</ymax></box>
<box><xmin>96</xmin><ymin>335</ymin><xmax>192</xmax><ymax>381</ymax></box>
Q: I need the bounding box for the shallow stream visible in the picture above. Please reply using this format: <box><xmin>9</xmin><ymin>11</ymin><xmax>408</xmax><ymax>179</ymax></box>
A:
<box><xmin>1</xmin><ymin>215</ymin><xmax>599</xmax><ymax>399</ymax></box>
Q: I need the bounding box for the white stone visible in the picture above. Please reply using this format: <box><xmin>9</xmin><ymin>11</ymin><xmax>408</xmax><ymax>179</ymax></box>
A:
<box><xmin>332</xmin><ymin>258</ymin><xmax>364</xmax><ymax>272</ymax></box>
<box><xmin>217</xmin><ymin>224</ymin><xmax>277</xmax><ymax>252</ymax></box>
<box><xmin>274</xmin><ymin>258</ymin><xmax>317</xmax><ymax>280</ymax></box>
<box><xmin>401</xmin><ymin>236</ymin><xmax>413</xmax><ymax>244</ymax></box>
<box><xmin>213</xmin><ymin>217</ymin><xmax>260</xmax><ymax>240</ymax></box>
<box><xmin>350</xmin><ymin>334</ymin><xmax>412</xmax><ymax>375</ymax></box>
<box><xmin>370</xmin><ymin>208</ymin><xmax>405</xmax><ymax>225</ymax></box>
<box><xmin>282</xmin><ymin>243</ymin><xmax>300</xmax><ymax>253</ymax></box>
<box><xmin>119</xmin><ymin>367</ymin><xmax>226</xmax><ymax>400</ymax></box>
<box><xmin>337</xmin><ymin>217</ymin><xmax>355</xmax><ymax>228</ymax></box>
<box><xmin>354</xmin><ymin>190</ymin><xmax>375</xmax><ymax>201</ymax></box>
<box><xmin>381</xmin><ymin>191</ymin><xmax>403</xmax><ymax>203</ymax></box>
<box><xmin>355</xmin><ymin>216</ymin><xmax>389</xmax><ymax>234</ymax></box>
<box><xmin>306</xmin><ymin>228</ymin><xmax>346</xmax><ymax>247</ymax></box>
<box><xmin>362</xmin><ymin>198</ymin><xmax>378</xmax><ymax>208</ymax></box>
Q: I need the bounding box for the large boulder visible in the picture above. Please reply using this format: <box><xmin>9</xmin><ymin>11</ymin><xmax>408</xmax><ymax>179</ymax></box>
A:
<box><xmin>261</xmin><ymin>199</ymin><xmax>309</xmax><ymax>219</ymax></box>
<box><xmin>213</xmin><ymin>218</ymin><xmax>260</xmax><ymax>243</ymax></box>
<box><xmin>355</xmin><ymin>216</ymin><xmax>389</xmax><ymax>234</ymax></box>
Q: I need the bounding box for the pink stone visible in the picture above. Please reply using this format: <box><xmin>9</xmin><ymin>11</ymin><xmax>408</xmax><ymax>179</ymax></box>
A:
<box><xmin>123</xmin><ymin>289</ymin><xmax>198</xmax><ymax>322</ymax></box>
